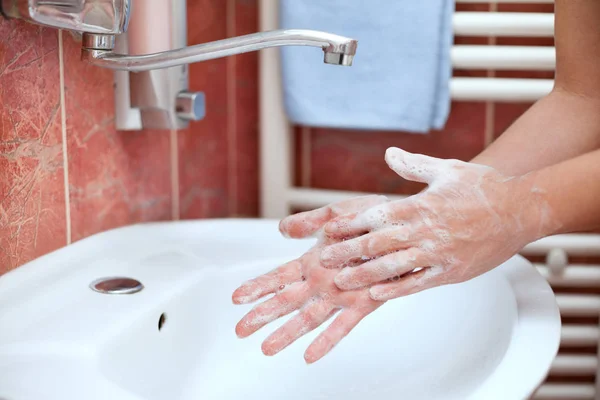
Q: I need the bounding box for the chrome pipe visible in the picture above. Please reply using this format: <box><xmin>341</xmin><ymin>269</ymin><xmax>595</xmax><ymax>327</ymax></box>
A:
<box><xmin>82</xmin><ymin>29</ymin><xmax>358</xmax><ymax>72</ymax></box>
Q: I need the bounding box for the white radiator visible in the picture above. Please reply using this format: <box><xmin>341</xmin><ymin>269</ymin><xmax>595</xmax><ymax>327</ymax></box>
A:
<box><xmin>258</xmin><ymin>2</ymin><xmax>600</xmax><ymax>398</ymax></box>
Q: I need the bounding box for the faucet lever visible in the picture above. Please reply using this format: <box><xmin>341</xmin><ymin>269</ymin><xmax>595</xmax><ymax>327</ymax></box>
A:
<box><xmin>0</xmin><ymin>0</ymin><xmax>131</xmax><ymax>34</ymax></box>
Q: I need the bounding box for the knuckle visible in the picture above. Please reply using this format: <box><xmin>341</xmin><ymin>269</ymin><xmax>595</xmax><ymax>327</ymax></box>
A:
<box><xmin>376</xmin><ymin>253</ymin><xmax>398</xmax><ymax>272</ymax></box>
<box><xmin>403</xmin><ymin>247</ymin><xmax>422</xmax><ymax>264</ymax></box>
<box><xmin>320</xmin><ymin>292</ymin><xmax>334</xmax><ymax>304</ymax></box>
<box><xmin>393</xmin><ymin>227</ymin><xmax>411</xmax><ymax>242</ymax></box>
<box><xmin>364</xmin><ymin>235</ymin><xmax>381</xmax><ymax>255</ymax></box>
<box><xmin>301</xmin><ymin>311</ymin><xmax>317</xmax><ymax>328</ymax></box>
<box><xmin>411</xmin><ymin>253</ymin><xmax>428</xmax><ymax>268</ymax></box>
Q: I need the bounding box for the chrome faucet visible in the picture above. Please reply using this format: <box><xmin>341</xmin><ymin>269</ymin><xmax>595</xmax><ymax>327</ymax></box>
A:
<box><xmin>82</xmin><ymin>30</ymin><xmax>357</xmax><ymax>71</ymax></box>
<box><xmin>1</xmin><ymin>0</ymin><xmax>358</xmax><ymax>129</ymax></box>
<box><xmin>0</xmin><ymin>0</ymin><xmax>357</xmax><ymax>70</ymax></box>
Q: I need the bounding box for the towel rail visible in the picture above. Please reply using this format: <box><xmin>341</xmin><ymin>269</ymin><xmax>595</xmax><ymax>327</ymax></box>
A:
<box><xmin>561</xmin><ymin>326</ymin><xmax>598</xmax><ymax>347</ymax></box>
<box><xmin>537</xmin><ymin>265</ymin><xmax>600</xmax><ymax>287</ymax></box>
<box><xmin>451</xmin><ymin>77</ymin><xmax>553</xmax><ymax>101</ymax></box>
<box><xmin>452</xmin><ymin>45</ymin><xmax>555</xmax><ymax>70</ymax></box>
<box><xmin>457</xmin><ymin>0</ymin><xmax>553</xmax><ymax>3</ymax></box>
<box><xmin>557</xmin><ymin>295</ymin><xmax>600</xmax><ymax>317</ymax></box>
<box><xmin>524</xmin><ymin>236</ymin><xmax>600</xmax><ymax>256</ymax></box>
<box><xmin>454</xmin><ymin>12</ymin><xmax>554</xmax><ymax>37</ymax></box>
<box><xmin>551</xmin><ymin>355</ymin><xmax>597</xmax><ymax>376</ymax></box>
<box><xmin>533</xmin><ymin>384</ymin><xmax>595</xmax><ymax>400</ymax></box>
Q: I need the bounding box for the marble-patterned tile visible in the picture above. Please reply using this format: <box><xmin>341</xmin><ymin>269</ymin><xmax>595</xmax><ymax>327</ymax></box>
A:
<box><xmin>62</xmin><ymin>34</ymin><xmax>172</xmax><ymax>241</ymax></box>
<box><xmin>231</xmin><ymin>0</ymin><xmax>260</xmax><ymax>217</ymax></box>
<box><xmin>178</xmin><ymin>0</ymin><xmax>230</xmax><ymax>219</ymax></box>
<box><xmin>0</xmin><ymin>20</ymin><xmax>65</xmax><ymax>272</ymax></box>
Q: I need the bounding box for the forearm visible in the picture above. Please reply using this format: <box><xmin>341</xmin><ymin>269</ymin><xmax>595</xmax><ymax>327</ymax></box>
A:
<box><xmin>472</xmin><ymin>89</ymin><xmax>600</xmax><ymax>176</ymax></box>
<box><xmin>529</xmin><ymin>147</ymin><xmax>600</xmax><ymax>236</ymax></box>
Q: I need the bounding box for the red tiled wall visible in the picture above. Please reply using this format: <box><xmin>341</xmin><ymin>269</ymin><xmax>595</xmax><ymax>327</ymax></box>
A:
<box><xmin>0</xmin><ymin>0</ymin><xmax>259</xmax><ymax>273</ymax></box>
<box><xmin>0</xmin><ymin>23</ymin><xmax>66</xmax><ymax>270</ymax></box>
<box><xmin>179</xmin><ymin>0</ymin><xmax>259</xmax><ymax>219</ymax></box>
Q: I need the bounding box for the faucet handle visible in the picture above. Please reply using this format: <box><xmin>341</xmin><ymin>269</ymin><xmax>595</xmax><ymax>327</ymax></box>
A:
<box><xmin>1</xmin><ymin>0</ymin><xmax>131</xmax><ymax>34</ymax></box>
<box><xmin>176</xmin><ymin>91</ymin><xmax>206</xmax><ymax>122</ymax></box>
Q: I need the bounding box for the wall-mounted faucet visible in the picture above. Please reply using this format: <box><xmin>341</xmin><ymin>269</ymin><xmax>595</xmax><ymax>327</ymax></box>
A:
<box><xmin>81</xmin><ymin>29</ymin><xmax>358</xmax><ymax>71</ymax></box>
<box><xmin>0</xmin><ymin>0</ymin><xmax>358</xmax><ymax>130</ymax></box>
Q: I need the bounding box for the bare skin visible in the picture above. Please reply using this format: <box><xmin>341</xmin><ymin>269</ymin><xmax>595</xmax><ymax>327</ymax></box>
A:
<box><xmin>232</xmin><ymin>196</ymin><xmax>387</xmax><ymax>363</ymax></box>
<box><xmin>233</xmin><ymin>0</ymin><xmax>600</xmax><ymax>361</ymax></box>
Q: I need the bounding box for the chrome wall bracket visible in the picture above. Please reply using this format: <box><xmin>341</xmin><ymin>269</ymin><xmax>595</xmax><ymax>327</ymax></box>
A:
<box><xmin>113</xmin><ymin>0</ymin><xmax>205</xmax><ymax>130</ymax></box>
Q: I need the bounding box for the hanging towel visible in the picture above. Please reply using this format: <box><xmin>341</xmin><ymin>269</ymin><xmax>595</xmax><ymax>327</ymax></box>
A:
<box><xmin>279</xmin><ymin>0</ymin><xmax>454</xmax><ymax>133</ymax></box>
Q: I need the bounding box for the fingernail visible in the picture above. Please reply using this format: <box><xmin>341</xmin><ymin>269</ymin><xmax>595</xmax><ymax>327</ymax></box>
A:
<box><xmin>278</xmin><ymin>219</ymin><xmax>290</xmax><ymax>237</ymax></box>
<box><xmin>235</xmin><ymin>325</ymin><xmax>248</xmax><ymax>338</ymax></box>
<box><xmin>232</xmin><ymin>295</ymin><xmax>252</xmax><ymax>305</ymax></box>
<box><xmin>304</xmin><ymin>351</ymin><xmax>319</xmax><ymax>364</ymax></box>
<box><xmin>231</xmin><ymin>288</ymin><xmax>254</xmax><ymax>304</ymax></box>
<box><xmin>262</xmin><ymin>348</ymin><xmax>277</xmax><ymax>357</ymax></box>
<box><xmin>385</xmin><ymin>147</ymin><xmax>403</xmax><ymax>161</ymax></box>
<box><xmin>280</xmin><ymin>229</ymin><xmax>292</xmax><ymax>239</ymax></box>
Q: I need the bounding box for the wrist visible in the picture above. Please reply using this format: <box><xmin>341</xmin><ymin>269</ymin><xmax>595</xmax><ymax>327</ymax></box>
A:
<box><xmin>510</xmin><ymin>171</ymin><xmax>562</xmax><ymax>241</ymax></box>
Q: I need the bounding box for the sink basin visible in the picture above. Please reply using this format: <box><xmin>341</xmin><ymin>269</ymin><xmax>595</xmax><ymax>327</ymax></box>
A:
<box><xmin>0</xmin><ymin>219</ymin><xmax>560</xmax><ymax>400</ymax></box>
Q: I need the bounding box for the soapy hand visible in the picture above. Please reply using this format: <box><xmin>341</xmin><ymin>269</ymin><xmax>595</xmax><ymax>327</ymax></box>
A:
<box><xmin>320</xmin><ymin>147</ymin><xmax>557</xmax><ymax>301</ymax></box>
<box><xmin>232</xmin><ymin>147</ymin><xmax>557</xmax><ymax>362</ymax></box>
<box><xmin>232</xmin><ymin>196</ymin><xmax>388</xmax><ymax>363</ymax></box>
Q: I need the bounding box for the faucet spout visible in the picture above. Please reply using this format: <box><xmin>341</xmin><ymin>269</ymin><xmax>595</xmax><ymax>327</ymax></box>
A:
<box><xmin>82</xmin><ymin>29</ymin><xmax>358</xmax><ymax>71</ymax></box>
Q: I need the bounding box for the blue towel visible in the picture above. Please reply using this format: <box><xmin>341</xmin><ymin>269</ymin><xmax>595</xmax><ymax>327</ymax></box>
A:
<box><xmin>280</xmin><ymin>0</ymin><xmax>454</xmax><ymax>133</ymax></box>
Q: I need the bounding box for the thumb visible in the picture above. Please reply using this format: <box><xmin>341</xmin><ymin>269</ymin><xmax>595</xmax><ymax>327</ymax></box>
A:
<box><xmin>385</xmin><ymin>147</ymin><xmax>443</xmax><ymax>184</ymax></box>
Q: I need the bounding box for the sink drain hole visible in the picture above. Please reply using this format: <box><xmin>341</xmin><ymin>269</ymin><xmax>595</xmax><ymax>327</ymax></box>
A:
<box><xmin>158</xmin><ymin>313</ymin><xmax>167</xmax><ymax>331</ymax></box>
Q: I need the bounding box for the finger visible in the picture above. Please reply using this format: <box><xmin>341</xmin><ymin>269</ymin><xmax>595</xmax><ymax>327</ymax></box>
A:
<box><xmin>334</xmin><ymin>249</ymin><xmax>429</xmax><ymax>290</ymax></box>
<box><xmin>235</xmin><ymin>282</ymin><xmax>311</xmax><ymax>338</ymax></box>
<box><xmin>261</xmin><ymin>298</ymin><xmax>338</xmax><ymax>356</ymax></box>
<box><xmin>385</xmin><ymin>147</ymin><xmax>444</xmax><ymax>184</ymax></box>
<box><xmin>323</xmin><ymin>200</ymin><xmax>417</xmax><ymax>239</ymax></box>
<box><xmin>323</xmin><ymin>203</ymin><xmax>391</xmax><ymax>238</ymax></box>
<box><xmin>304</xmin><ymin>304</ymin><xmax>380</xmax><ymax>364</ymax></box>
<box><xmin>320</xmin><ymin>227</ymin><xmax>415</xmax><ymax>268</ymax></box>
<box><xmin>232</xmin><ymin>260</ymin><xmax>303</xmax><ymax>305</ymax></box>
<box><xmin>279</xmin><ymin>195</ymin><xmax>388</xmax><ymax>239</ymax></box>
<box><xmin>369</xmin><ymin>267</ymin><xmax>443</xmax><ymax>301</ymax></box>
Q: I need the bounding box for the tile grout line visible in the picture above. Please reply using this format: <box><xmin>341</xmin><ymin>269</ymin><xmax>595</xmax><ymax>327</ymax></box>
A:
<box><xmin>58</xmin><ymin>30</ymin><xmax>72</xmax><ymax>244</ymax></box>
<box><xmin>170</xmin><ymin>129</ymin><xmax>180</xmax><ymax>220</ymax></box>
<box><xmin>484</xmin><ymin>1</ymin><xmax>498</xmax><ymax>147</ymax></box>
<box><xmin>226</xmin><ymin>0</ymin><xmax>238</xmax><ymax>216</ymax></box>
<box><xmin>301</xmin><ymin>126</ymin><xmax>312</xmax><ymax>187</ymax></box>
<box><xmin>484</xmin><ymin>102</ymin><xmax>495</xmax><ymax>147</ymax></box>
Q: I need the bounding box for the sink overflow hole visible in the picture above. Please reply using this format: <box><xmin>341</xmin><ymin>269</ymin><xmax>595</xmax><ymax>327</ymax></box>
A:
<box><xmin>158</xmin><ymin>313</ymin><xmax>167</xmax><ymax>331</ymax></box>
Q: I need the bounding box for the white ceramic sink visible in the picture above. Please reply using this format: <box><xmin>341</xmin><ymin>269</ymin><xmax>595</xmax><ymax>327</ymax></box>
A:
<box><xmin>0</xmin><ymin>220</ymin><xmax>560</xmax><ymax>400</ymax></box>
